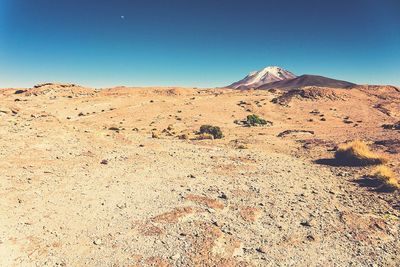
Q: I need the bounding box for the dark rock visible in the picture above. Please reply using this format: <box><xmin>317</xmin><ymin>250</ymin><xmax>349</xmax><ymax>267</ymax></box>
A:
<box><xmin>14</xmin><ymin>89</ymin><xmax>27</xmax><ymax>94</ymax></box>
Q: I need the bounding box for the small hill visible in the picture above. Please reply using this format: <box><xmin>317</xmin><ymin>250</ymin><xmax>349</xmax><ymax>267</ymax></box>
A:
<box><xmin>25</xmin><ymin>83</ymin><xmax>96</xmax><ymax>97</ymax></box>
<box><xmin>257</xmin><ymin>75</ymin><xmax>356</xmax><ymax>90</ymax></box>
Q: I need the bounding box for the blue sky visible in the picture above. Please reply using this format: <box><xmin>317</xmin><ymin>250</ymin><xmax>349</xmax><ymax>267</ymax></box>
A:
<box><xmin>0</xmin><ymin>0</ymin><xmax>399</xmax><ymax>88</ymax></box>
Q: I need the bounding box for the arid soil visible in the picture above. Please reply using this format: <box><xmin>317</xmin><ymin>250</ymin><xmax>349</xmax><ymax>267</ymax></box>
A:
<box><xmin>1</xmin><ymin>84</ymin><xmax>399</xmax><ymax>266</ymax></box>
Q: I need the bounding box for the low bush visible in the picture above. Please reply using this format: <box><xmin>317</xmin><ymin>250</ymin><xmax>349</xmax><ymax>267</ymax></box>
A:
<box><xmin>334</xmin><ymin>140</ymin><xmax>387</xmax><ymax>166</ymax></box>
<box><xmin>234</xmin><ymin>114</ymin><xmax>272</xmax><ymax>127</ymax></box>
<box><xmin>245</xmin><ymin>114</ymin><xmax>268</xmax><ymax>126</ymax></box>
<box><xmin>199</xmin><ymin>125</ymin><xmax>223</xmax><ymax>139</ymax></box>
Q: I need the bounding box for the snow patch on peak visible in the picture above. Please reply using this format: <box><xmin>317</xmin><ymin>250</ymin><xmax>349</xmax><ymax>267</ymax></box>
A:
<box><xmin>229</xmin><ymin>66</ymin><xmax>296</xmax><ymax>89</ymax></box>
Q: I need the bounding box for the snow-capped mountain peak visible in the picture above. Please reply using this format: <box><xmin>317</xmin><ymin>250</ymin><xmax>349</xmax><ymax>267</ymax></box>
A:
<box><xmin>228</xmin><ymin>66</ymin><xmax>296</xmax><ymax>89</ymax></box>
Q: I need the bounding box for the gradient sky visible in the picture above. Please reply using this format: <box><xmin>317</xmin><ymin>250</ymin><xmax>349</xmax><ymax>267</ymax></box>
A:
<box><xmin>0</xmin><ymin>0</ymin><xmax>399</xmax><ymax>88</ymax></box>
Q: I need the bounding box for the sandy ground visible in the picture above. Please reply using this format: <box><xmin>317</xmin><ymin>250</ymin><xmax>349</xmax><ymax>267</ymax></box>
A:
<box><xmin>0</xmin><ymin>84</ymin><xmax>399</xmax><ymax>266</ymax></box>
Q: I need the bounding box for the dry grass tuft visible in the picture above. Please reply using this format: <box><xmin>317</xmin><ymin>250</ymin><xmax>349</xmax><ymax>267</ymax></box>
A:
<box><xmin>194</xmin><ymin>133</ymin><xmax>214</xmax><ymax>140</ymax></box>
<box><xmin>334</xmin><ymin>140</ymin><xmax>387</xmax><ymax>166</ymax></box>
<box><xmin>370</xmin><ymin>166</ymin><xmax>399</xmax><ymax>191</ymax></box>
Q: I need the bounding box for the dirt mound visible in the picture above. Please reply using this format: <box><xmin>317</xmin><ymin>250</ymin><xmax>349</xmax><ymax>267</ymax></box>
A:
<box><xmin>272</xmin><ymin>87</ymin><xmax>347</xmax><ymax>105</ymax></box>
<box><xmin>33</xmin><ymin>82</ymin><xmax>78</xmax><ymax>89</ymax></box>
<box><xmin>150</xmin><ymin>87</ymin><xmax>191</xmax><ymax>96</ymax></box>
<box><xmin>355</xmin><ymin>85</ymin><xmax>400</xmax><ymax>95</ymax></box>
<box><xmin>103</xmin><ymin>87</ymin><xmax>198</xmax><ymax>97</ymax></box>
<box><xmin>26</xmin><ymin>83</ymin><xmax>96</xmax><ymax>97</ymax></box>
<box><xmin>277</xmin><ymin>129</ymin><xmax>314</xmax><ymax>138</ymax></box>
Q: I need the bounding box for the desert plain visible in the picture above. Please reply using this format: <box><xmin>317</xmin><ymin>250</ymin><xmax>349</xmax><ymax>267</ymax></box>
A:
<box><xmin>0</xmin><ymin>83</ymin><xmax>399</xmax><ymax>266</ymax></box>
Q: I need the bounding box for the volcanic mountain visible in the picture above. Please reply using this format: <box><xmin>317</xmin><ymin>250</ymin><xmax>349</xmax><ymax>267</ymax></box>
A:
<box><xmin>257</xmin><ymin>74</ymin><xmax>356</xmax><ymax>90</ymax></box>
<box><xmin>228</xmin><ymin>66</ymin><xmax>356</xmax><ymax>90</ymax></box>
<box><xmin>228</xmin><ymin>66</ymin><xmax>296</xmax><ymax>89</ymax></box>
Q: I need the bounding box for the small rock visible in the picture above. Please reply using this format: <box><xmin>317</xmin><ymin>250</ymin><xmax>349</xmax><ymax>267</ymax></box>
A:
<box><xmin>14</xmin><ymin>89</ymin><xmax>27</xmax><ymax>94</ymax></box>
<box><xmin>306</xmin><ymin>235</ymin><xmax>315</xmax><ymax>241</ymax></box>
<box><xmin>116</xmin><ymin>203</ymin><xmax>127</xmax><ymax>209</ymax></box>
<box><xmin>219</xmin><ymin>192</ymin><xmax>228</xmax><ymax>199</ymax></box>
<box><xmin>300</xmin><ymin>220</ymin><xmax>312</xmax><ymax>227</ymax></box>
<box><xmin>0</xmin><ymin>109</ymin><xmax>9</xmax><ymax>114</ymax></box>
<box><xmin>100</xmin><ymin>159</ymin><xmax>108</xmax><ymax>165</ymax></box>
<box><xmin>256</xmin><ymin>246</ymin><xmax>268</xmax><ymax>254</ymax></box>
<box><xmin>170</xmin><ymin>253</ymin><xmax>180</xmax><ymax>260</ymax></box>
<box><xmin>93</xmin><ymin>239</ymin><xmax>102</xmax><ymax>245</ymax></box>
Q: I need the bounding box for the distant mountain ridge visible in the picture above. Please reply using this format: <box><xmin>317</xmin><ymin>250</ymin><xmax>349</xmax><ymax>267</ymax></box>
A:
<box><xmin>227</xmin><ymin>66</ymin><xmax>356</xmax><ymax>90</ymax></box>
<box><xmin>257</xmin><ymin>74</ymin><xmax>356</xmax><ymax>90</ymax></box>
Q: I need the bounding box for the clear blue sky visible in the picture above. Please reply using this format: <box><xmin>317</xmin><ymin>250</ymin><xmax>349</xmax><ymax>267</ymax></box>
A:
<box><xmin>0</xmin><ymin>0</ymin><xmax>399</xmax><ymax>88</ymax></box>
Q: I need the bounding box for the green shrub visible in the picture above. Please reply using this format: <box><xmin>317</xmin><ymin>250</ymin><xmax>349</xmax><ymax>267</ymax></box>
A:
<box><xmin>245</xmin><ymin>114</ymin><xmax>268</xmax><ymax>126</ymax></box>
<box><xmin>199</xmin><ymin>125</ymin><xmax>223</xmax><ymax>139</ymax></box>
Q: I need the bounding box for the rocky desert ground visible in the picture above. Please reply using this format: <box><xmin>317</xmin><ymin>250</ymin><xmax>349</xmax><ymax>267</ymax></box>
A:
<box><xmin>1</xmin><ymin>83</ymin><xmax>399</xmax><ymax>266</ymax></box>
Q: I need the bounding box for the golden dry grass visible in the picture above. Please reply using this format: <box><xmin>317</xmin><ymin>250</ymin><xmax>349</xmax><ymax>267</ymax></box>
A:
<box><xmin>370</xmin><ymin>166</ymin><xmax>399</xmax><ymax>191</ymax></box>
<box><xmin>334</xmin><ymin>140</ymin><xmax>387</xmax><ymax>166</ymax></box>
<box><xmin>194</xmin><ymin>133</ymin><xmax>214</xmax><ymax>140</ymax></box>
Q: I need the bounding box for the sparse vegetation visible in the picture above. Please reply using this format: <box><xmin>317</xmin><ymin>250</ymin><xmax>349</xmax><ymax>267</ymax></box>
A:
<box><xmin>334</xmin><ymin>140</ymin><xmax>387</xmax><ymax>166</ymax></box>
<box><xmin>199</xmin><ymin>125</ymin><xmax>223</xmax><ymax>139</ymax></box>
<box><xmin>245</xmin><ymin>114</ymin><xmax>268</xmax><ymax>126</ymax></box>
<box><xmin>369</xmin><ymin>166</ymin><xmax>399</xmax><ymax>191</ymax></box>
<box><xmin>234</xmin><ymin>114</ymin><xmax>272</xmax><ymax>127</ymax></box>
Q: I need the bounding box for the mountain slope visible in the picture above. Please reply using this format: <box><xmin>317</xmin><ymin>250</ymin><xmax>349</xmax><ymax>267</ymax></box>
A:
<box><xmin>257</xmin><ymin>74</ymin><xmax>356</xmax><ymax>90</ymax></box>
<box><xmin>228</xmin><ymin>66</ymin><xmax>296</xmax><ymax>89</ymax></box>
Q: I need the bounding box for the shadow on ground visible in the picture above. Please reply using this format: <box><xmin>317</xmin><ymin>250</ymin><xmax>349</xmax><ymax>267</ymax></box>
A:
<box><xmin>353</xmin><ymin>176</ymin><xmax>396</xmax><ymax>193</ymax></box>
<box><xmin>314</xmin><ymin>158</ymin><xmax>363</xmax><ymax>167</ymax></box>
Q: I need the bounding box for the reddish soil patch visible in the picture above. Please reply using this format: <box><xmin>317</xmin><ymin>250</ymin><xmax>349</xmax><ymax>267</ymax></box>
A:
<box><xmin>186</xmin><ymin>194</ymin><xmax>225</xmax><ymax>210</ymax></box>
<box><xmin>151</xmin><ymin>207</ymin><xmax>196</xmax><ymax>223</ymax></box>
